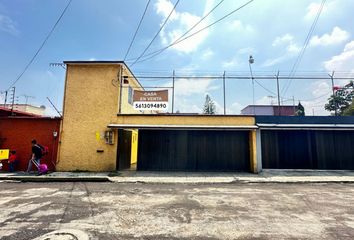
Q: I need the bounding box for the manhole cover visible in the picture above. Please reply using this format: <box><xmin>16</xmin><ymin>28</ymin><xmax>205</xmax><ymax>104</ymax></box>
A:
<box><xmin>33</xmin><ymin>229</ymin><xmax>89</xmax><ymax>240</ymax></box>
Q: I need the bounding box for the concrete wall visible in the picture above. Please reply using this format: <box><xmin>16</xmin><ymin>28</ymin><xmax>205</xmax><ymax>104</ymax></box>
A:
<box><xmin>57</xmin><ymin>63</ymin><xmax>142</xmax><ymax>171</ymax></box>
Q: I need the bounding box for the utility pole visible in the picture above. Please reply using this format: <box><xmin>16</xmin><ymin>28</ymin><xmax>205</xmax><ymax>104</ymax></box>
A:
<box><xmin>3</xmin><ymin>91</ymin><xmax>8</xmax><ymax>107</ymax></box>
<box><xmin>248</xmin><ymin>55</ymin><xmax>255</xmax><ymax>115</ymax></box>
<box><xmin>292</xmin><ymin>96</ymin><xmax>295</xmax><ymax>115</ymax></box>
<box><xmin>276</xmin><ymin>71</ymin><xmax>281</xmax><ymax>116</ymax></box>
<box><xmin>223</xmin><ymin>71</ymin><xmax>226</xmax><ymax>115</ymax></box>
<box><xmin>329</xmin><ymin>71</ymin><xmax>336</xmax><ymax>116</ymax></box>
<box><xmin>10</xmin><ymin>87</ymin><xmax>15</xmax><ymax>115</ymax></box>
<box><xmin>172</xmin><ymin>70</ymin><xmax>175</xmax><ymax>114</ymax></box>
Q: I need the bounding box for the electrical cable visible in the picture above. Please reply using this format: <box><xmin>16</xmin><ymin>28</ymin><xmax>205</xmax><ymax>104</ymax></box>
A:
<box><xmin>6</xmin><ymin>0</ymin><xmax>72</xmax><ymax>91</ymax></box>
<box><xmin>130</xmin><ymin>0</ymin><xmax>181</xmax><ymax>67</ymax></box>
<box><xmin>126</xmin><ymin>0</ymin><xmax>225</xmax><ymax>63</ymax></box>
<box><xmin>128</xmin><ymin>0</ymin><xmax>255</xmax><ymax>65</ymax></box>
<box><xmin>123</xmin><ymin>0</ymin><xmax>151</xmax><ymax>61</ymax></box>
<box><xmin>281</xmin><ymin>0</ymin><xmax>326</xmax><ymax>96</ymax></box>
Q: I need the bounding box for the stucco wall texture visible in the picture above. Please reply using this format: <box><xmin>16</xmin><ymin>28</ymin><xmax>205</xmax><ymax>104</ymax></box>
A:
<box><xmin>57</xmin><ymin>62</ymin><xmax>258</xmax><ymax>172</ymax></box>
<box><xmin>0</xmin><ymin>117</ymin><xmax>60</xmax><ymax>171</ymax></box>
<box><xmin>57</xmin><ymin>63</ymin><xmax>142</xmax><ymax>171</ymax></box>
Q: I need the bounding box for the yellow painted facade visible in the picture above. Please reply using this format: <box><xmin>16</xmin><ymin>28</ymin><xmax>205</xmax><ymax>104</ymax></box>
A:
<box><xmin>57</xmin><ymin>61</ymin><xmax>259</xmax><ymax>173</ymax></box>
<box><xmin>57</xmin><ymin>62</ymin><xmax>143</xmax><ymax>171</ymax></box>
<box><xmin>130</xmin><ymin>130</ymin><xmax>138</xmax><ymax>165</ymax></box>
<box><xmin>249</xmin><ymin>130</ymin><xmax>258</xmax><ymax>173</ymax></box>
<box><xmin>112</xmin><ymin>114</ymin><xmax>255</xmax><ymax>126</ymax></box>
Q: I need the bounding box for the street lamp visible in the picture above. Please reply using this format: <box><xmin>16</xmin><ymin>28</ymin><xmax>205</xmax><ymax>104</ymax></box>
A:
<box><xmin>248</xmin><ymin>55</ymin><xmax>255</xmax><ymax>115</ymax></box>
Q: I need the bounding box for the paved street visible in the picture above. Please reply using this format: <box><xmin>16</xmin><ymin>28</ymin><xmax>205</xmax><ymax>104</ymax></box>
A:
<box><xmin>0</xmin><ymin>182</ymin><xmax>353</xmax><ymax>240</ymax></box>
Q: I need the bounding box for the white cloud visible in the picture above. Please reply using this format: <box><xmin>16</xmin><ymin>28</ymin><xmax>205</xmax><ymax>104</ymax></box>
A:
<box><xmin>170</xmin><ymin>78</ymin><xmax>219</xmax><ymax>96</ymax></box>
<box><xmin>324</xmin><ymin>40</ymin><xmax>354</xmax><ymax>72</ymax></box>
<box><xmin>237</xmin><ymin>47</ymin><xmax>255</xmax><ymax>55</ymax></box>
<box><xmin>272</xmin><ymin>34</ymin><xmax>294</xmax><ymax>46</ymax></box>
<box><xmin>262</xmin><ymin>56</ymin><xmax>284</xmax><ymax>68</ymax></box>
<box><xmin>311</xmin><ymin>81</ymin><xmax>331</xmax><ymax>97</ymax></box>
<box><xmin>304</xmin><ymin>1</ymin><xmax>336</xmax><ymax>20</ymax></box>
<box><xmin>228</xmin><ymin>20</ymin><xmax>254</xmax><ymax>33</ymax></box>
<box><xmin>174</xmin><ymin>98</ymin><xmax>202</xmax><ymax>113</ymax></box>
<box><xmin>201</xmin><ymin>48</ymin><xmax>214</xmax><ymax>60</ymax></box>
<box><xmin>155</xmin><ymin>0</ymin><xmax>179</xmax><ymax>21</ymax></box>
<box><xmin>262</xmin><ymin>34</ymin><xmax>301</xmax><ymax>67</ymax></box>
<box><xmin>0</xmin><ymin>14</ymin><xmax>19</xmax><ymax>35</ymax></box>
<box><xmin>222</xmin><ymin>58</ymin><xmax>241</xmax><ymax>69</ymax></box>
<box><xmin>309</xmin><ymin>27</ymin><xmax>350</xmax><ymax>47</ymax></box>
<box><xmin>256</xmin><ymin>96</ymin><xmax>272</xmax><ymax>105</ymax></box>
<box><xmin>287</xmin><ymin>43</ymin><xmax>301</xmax><ymax>54</ymax></box>
<box><xmin>227</xmin><ymin>102</ymin><xmax>243</xmax><ymax>114</ymax></box>
<box><xmin>155</xmin><ymin>0</ymin><xmax>213</xmax><ymax>53</ymax></box>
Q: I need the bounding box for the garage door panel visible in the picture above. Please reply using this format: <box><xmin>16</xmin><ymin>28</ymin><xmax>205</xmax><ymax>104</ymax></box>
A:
<box><xmin>138</xmin><ymin>130</ymin><xmax>250</xmax><ymax>171</ymax></box>
<box><xmin>262</xmin><ymin>130</ymin><xmax>354</xmax><ymax>170</ymax></box>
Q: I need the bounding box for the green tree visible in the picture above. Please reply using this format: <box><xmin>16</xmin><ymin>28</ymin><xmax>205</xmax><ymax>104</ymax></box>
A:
<box><xmin>325</xmin><ymin>83</ymin><xmax>354</xmax><ymax>115</ymax></box>
<box><xmin>343</xmin><ymin>100</ymin><xmax>354</xmax><ymax>116</ymax></box>
<box><xmin>295</xmin><ymin>102</ymin><xmax>305</xmax><ymax>116</ymax></box>
<box><xmin>203</xmin><ymin>94</ymin><xmax>216</xmax><ymax>115</ymax></box>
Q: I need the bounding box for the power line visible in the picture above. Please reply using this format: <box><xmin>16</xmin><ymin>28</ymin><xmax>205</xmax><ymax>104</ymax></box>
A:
<box><xmin>6</xmin><ymin>0</ymin><xmax>72</xmax><ymax>91</ymax></box>
<box><xmin>254</xmin><ymin>79</ymin><xmax>276</xmax><ymax>95</ymax></box>
<box><xmin>126</xmin><ymin>0</ymin><xmax>225</xmax><ymax>63</ymax></box>
<box><xmin>123</xmin><ymin>0</ymin><xmax>151</xmax><ymax>61</ymax></box>
<box><xmin>122</xmin><ymin>75</ymin><xmax>354</xmax><ymax>80</ymax></box>
<box><xmin>128</xmin><ymin>0</ymin><xmax>255</xmax><ymax>65</ymax></box>
<box><xmin>130</xmin><ymin>0</ymin><xmax>181</xmax><ymax>67</ymax></box>
<box><xmin>281</xmin><ymin>0</ymin><xmax>326</xmax><ymax>96</ymax></box>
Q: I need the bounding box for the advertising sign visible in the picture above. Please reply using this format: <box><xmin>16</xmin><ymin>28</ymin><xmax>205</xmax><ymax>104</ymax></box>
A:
<box><xmin>0</xmin><ymin>149</ymin><xmax>9</xmax><ymax>161</ymax></box>
<box><xmin>133</xmin><ymin>90</ymin><xmax>168</xmax><ymax>110</ymax></box>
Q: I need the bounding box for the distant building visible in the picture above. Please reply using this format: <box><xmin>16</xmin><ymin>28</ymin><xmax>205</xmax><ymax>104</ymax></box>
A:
<box><xmin>0</xmin><ymin>106</ymin><xmax>42</xmax><ymax>117</ymax></box>
<box><xmin>241</xmin><ymin>105</ymin><xmax>297</xmax><ymax>116</ymax></box>
<box><xmin>2</xmin><ymin>104</ymin><xmax>46</xmax><ymax>115</ymax></box>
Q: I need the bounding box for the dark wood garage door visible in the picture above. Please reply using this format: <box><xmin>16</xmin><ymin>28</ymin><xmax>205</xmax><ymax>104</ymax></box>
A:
<box><xmin>261</xmin><ymin>130</ymin><xmax>354</xmax><ymax>170</ymax></box>
<box><xmin>137</xmin><ymin>130</ymin><xmax>250</xmax><ymax>171</ymax></box>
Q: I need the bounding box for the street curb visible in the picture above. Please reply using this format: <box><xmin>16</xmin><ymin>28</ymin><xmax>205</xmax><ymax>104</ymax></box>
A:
<box><xmin>107</xmin><ymin>177</ymin><xmax>354</xmax><ymax>184</ymax></box>
<box><xmin>0</xmin><ymin>176</ymin><xmax>110</xmax><ymax>182</ymax></box>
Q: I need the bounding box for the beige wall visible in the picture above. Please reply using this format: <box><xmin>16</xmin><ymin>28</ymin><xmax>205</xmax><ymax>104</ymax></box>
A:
<box><xmin>57</xmin><ymin>63</ymin><xmax>142</xmax><ymax>171</ymax></box>
<box><xmin>112</xmin><ymin>114</ymin><xmax>255</xmax><ymax>126</ymax></box>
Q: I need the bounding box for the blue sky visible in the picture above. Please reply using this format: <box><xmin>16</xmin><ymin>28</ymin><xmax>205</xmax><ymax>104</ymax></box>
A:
<box><xmin>1</xmin><ymin>0</ymin><xmax>354</xmax><ymax>115</ymax></box>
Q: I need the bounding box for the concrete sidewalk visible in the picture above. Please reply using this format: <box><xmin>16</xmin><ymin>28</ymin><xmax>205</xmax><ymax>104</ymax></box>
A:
<box><xmin>0</xmin><ymin>171</ymin><xmax>110</xmax><ymax>182</ymax></box>
<box><xmin>110</xmin><ymin>169</ymin><xmax>354</xmax><ymax>183</ymax></box>
<box><xmin>1</xmin><ymin>170</ymin><xmax>354</xmax><ymax>183</ymax></box>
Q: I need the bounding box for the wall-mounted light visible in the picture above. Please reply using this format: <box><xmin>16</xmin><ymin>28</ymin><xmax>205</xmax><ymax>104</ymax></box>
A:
<box><xmin>123</xmin><ymin>76</ymin><xmax>129</xmax><ymax>84</ymax></box>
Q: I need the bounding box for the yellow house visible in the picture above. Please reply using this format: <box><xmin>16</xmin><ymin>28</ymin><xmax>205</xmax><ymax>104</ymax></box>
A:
<box><xmin>57</xmin><ymin>61</ymin><xmax>260</xmax><ymax>173</ymax></box>
<box><xmin>57</xmin><ymin>61</ymin><xmax>142</xmax><ymax>171</ymax></box>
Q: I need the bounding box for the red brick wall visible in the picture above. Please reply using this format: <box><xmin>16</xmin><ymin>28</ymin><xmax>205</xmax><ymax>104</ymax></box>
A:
<box><xmin>0</xmin><ymin>117</ymin><xmax>61</xmax><ymax>171</ymax></box>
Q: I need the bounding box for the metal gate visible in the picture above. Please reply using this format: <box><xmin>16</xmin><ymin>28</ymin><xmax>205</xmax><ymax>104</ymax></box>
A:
<box><xmin>137</xmin><ymin>130</ymin><xmax>250</xmax><ymax>171</ymax></box>
<box><xmin>261</xmin><ymin>130</ymin><xmax>354</xmax><ymax>170</ymax></box>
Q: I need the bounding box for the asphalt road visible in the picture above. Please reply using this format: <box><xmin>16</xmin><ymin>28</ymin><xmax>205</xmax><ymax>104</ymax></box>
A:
<box><xmin>0</xmin><ymin>182</ymin><xmax>353</xmax><ymax>240</ymax></box>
